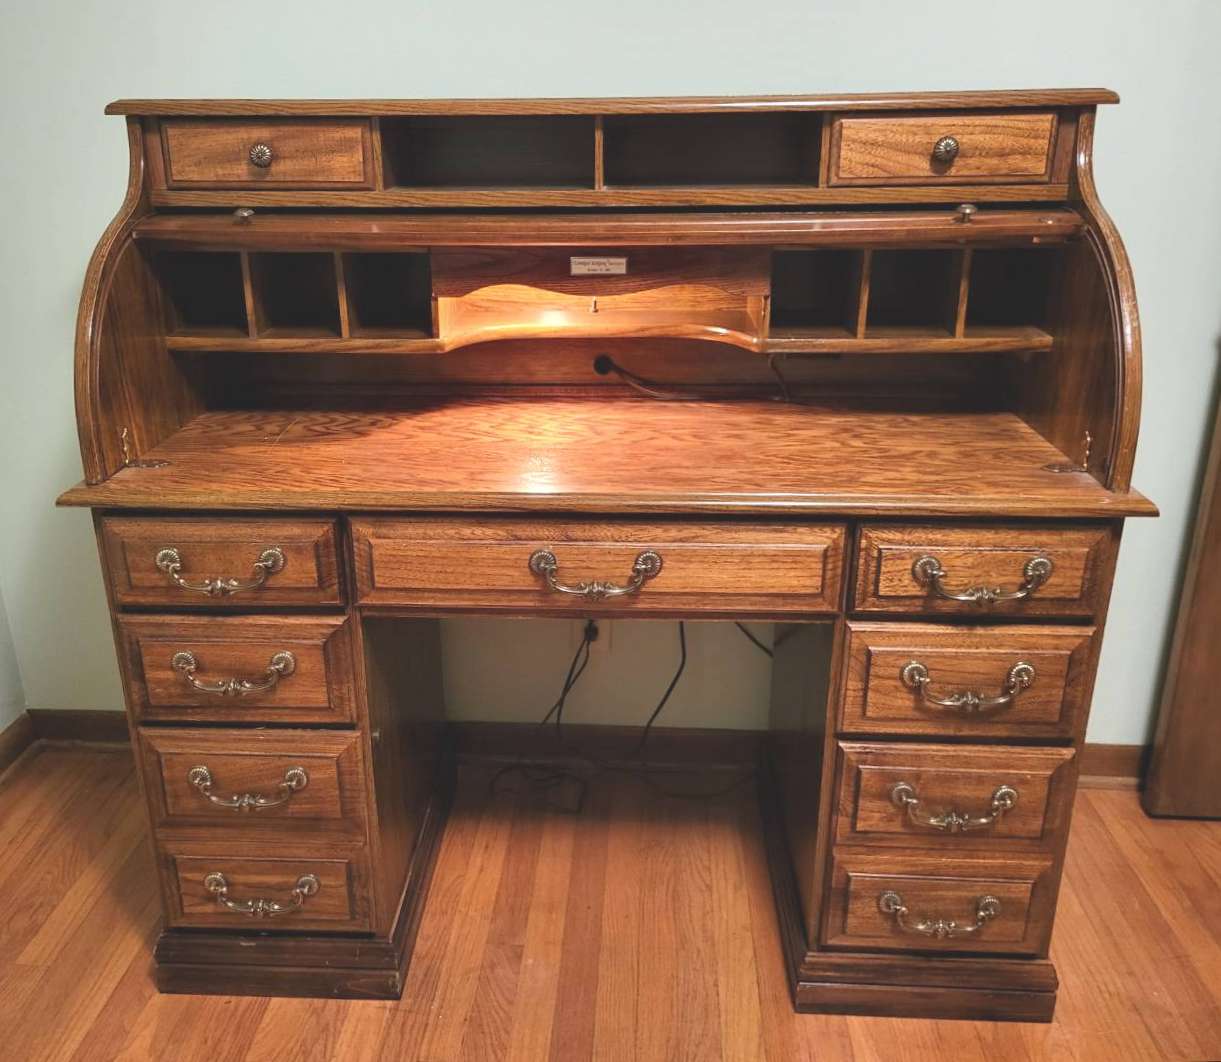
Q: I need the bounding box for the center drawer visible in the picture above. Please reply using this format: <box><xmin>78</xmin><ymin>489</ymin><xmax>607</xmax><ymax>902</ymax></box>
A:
<box><xmin>349</xmin><ymin>518</ymin><xmax>847</xmax><ymax>614</ymax></box>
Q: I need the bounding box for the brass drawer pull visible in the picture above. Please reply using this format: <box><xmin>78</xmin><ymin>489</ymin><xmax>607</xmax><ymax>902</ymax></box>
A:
<box><xmin>900</xmin><ymin>659</ymin><xmax>1036</xmax><ymax>714</ymax></box>
<box><xmin>187</xmin><ymin>764</ymin><xmax>309</xmax><ymax>811</ymax></box>
<box><xmin>911</xmin><ymin>555</ymin><xmax>1053</xmax><ymax>605</ymax></box>
<box><xmin>154</xmin><ymin>545</ymin><xmax>285</xmax><ymax>596</ymax></box>
<box><xmin>890</xmin><ymin>781</ymin><xmax>1018</xmax><ymax>833</ymax></box>
<box><xmin>248</xmin><ymin>142</ymin><xmax>273</xmax><ymax>168</ymax></box>
<box><xmin>203</xmin><ymin>872</ymin><xmax>318</xmax><ymax>918</ymax></box>
<box><xmin>528</xmin><ymin>548</ymin><xmax>663</xmax><ymax>601</ymax></box>
<box><xmin>878</xmin><ymin>890</ymin><xmax>1000</xmax><ymax>939</ymax></box>
<box><xmin>932</xmin><ymin>134</ymin><xmax>960</xmax><ymax>163</ymax></box>
<box><xmin>171</xmin><ymin>649</ymin><xmax>296</xmax><ymax>696</ymax></box>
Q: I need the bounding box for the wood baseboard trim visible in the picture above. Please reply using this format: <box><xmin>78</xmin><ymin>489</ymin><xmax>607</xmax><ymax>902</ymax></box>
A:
<box><xmin>26</xmin><ymin>709</ymin><xmax>129</xmax><ymax>744</ymax></box>
<box><xmin>1078</xmin><ymin>742</ymin><xmax>1149</xmax><ymax>788</ymax></box>
<box><xmin>0</xmin><ymin>711</ymin><xmax>37</xmax><ymax>776</ymax></box>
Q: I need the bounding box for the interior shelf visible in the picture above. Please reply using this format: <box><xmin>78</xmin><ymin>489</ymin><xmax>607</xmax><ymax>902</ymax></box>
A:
<box><xmin>60</xmin><ymin>401</ymin><xmax>1154</xmax><ymax>518</ymax></box>
<box><xmin>157</xmin><ymin>251</ymin><xmax>247</xmax><ymax>337</ymax></box>
<box><xmin>249</xmin><ymin>253</ymin><xmax>342</xmax><ymax>337</ymax></box>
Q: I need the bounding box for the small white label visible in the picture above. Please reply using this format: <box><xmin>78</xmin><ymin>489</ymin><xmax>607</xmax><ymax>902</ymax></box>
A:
<box><xmin>570</xmin><ymin>256</ymin><xmax>628</xmax><ymax>276</ymax></box>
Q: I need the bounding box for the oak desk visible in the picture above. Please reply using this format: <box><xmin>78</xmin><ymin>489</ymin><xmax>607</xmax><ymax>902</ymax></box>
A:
<box><xmin>59</xmin><ymin>90</ymin><xmax>1153</xmax><ymax>1021</ymax></box>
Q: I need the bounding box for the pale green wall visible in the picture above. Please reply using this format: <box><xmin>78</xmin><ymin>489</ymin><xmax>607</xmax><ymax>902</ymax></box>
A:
<box><xmin>2</xmin><ymin>0</ymin><xmax>1218</xmax><ymax>743</ymax></box>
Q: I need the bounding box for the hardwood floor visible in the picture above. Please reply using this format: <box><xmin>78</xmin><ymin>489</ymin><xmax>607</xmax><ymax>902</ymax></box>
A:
<box><xmin>1</xmin><ymin>744</ymin><xmax>1218</xmax><ymax>1061</ymax></box>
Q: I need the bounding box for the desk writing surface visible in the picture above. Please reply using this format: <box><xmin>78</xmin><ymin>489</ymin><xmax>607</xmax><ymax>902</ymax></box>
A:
<box><xmin>59</xmin><ymin>400</ymin><xmax>1153</xmax><ymax>517</ymax></box>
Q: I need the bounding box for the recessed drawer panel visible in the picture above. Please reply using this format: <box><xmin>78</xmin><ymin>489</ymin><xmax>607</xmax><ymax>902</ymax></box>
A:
<box><xmin>350</xmin><ymin>518</ymin><xmax>847</xmax><ymax>615</ymax></box>
<box><xmin>139</xmin><ymin>728</ymin><xmax>367</xmax><ymax>834</ymax></box>
<box><xmin>161</xmin><ymin>119</ymin><xmax>373</xmax><ymax>188</ymax></box>
<box><xmin>834</xmin><ymin>741</ymin><xmax>1076</xmax><ymax>849</ymax></box>
<box><xmin>824</xmin><ymin>851</ymin><xmax>1054</xmax><ymax>956</ymax></box>
<box><xmin>165</xmin><ymin>849</ymin><xmax>371</xmax><ymax>931</ymax></box>
<box><xmin>840</xmin><ymin>622</ymin><xmax>1096</xmax><ymax>738</ymax></box>
<box><xmin>101</xmin><ymin>517</ymin><xmax>343</xmax><ymax>608</ymax></box>
<box><xmin>828</xmin><ymin>113</ymin><xmax>1056</xmax><ymax>185</ymax></box>
<box><xmin>120</xmin><ymin>614</ymin><xmax>355</xmax><ymax>725</ymax></box>
<box><xmin>853</xmin><ymin>524</ymin><xmax>1114</xmax><ymax>618</ymax></box>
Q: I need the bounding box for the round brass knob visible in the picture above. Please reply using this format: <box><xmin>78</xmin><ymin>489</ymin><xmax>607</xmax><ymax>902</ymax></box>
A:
<box><xmin>248</xmin><ymin>143</ymin><xmax>273</xmax><ymax>168</ymax></box>
<box><xmin>932</xmin><ymin>135</ymin><xmax>960</xmax><ymax>164</ymax></box>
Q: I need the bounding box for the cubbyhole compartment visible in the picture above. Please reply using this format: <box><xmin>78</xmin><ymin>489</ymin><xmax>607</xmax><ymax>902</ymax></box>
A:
<box><xmin>769</xmin><ymin>251</ymin><xmax>858</xmax><ymax>336</ymax></box>
<box><xmin>342</xmin><ymin>253</ymin><xmax>434</xmax><ymax>337</ymax></box>
<box><xmin>249</xmin><ymin>253</ymin><xmax>341</xmax><ymax>337</ymax></box>
<box><xmin>382</xmin><ymin>117</ymin><xmax>596</xmax><ymax>188</ymax></box>
<box><xmin>866</xmin><ymin>250</ymin><xmax>958</xmax><ymax>334</ymax></box>
<box><xmin>603</xmin><ymin>114</ymin><xmax>820</xmax><ymax>186</ymax></box>
<box><xmin>155</xmin><ymin>251</ymin><xmax>247</xmax><ymax>337</ymax></box>
<box><xmin>966</xmin><ymin>248</ymin><xmax>1058</xmax><ymax>329</ymax></box>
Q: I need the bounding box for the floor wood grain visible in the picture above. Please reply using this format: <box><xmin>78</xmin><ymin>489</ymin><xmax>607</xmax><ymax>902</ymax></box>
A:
<box><xmin>1</xmin><ymin>745</ymin><xmax>1218</xmax><ymax>1061</ymax></box>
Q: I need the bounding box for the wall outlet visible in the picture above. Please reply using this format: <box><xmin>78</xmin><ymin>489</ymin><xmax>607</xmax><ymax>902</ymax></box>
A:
<box><xmin>573</xmin><ymin>618</ymin><xmax>612</xmax><ymax>657</ymax></box>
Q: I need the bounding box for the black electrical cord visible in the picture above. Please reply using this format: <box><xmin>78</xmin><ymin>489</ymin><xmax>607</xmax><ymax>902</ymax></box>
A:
<box><xmin>733</xmin><ymin>621</ymin><xmax>773</xmax><ymax>658</ymax></box>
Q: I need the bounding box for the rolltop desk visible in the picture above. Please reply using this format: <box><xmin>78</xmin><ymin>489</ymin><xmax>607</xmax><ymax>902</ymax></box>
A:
<box><xmin>59</xmin><ymin>89</ymin><xmax>1154</xmax><ymax>1022</ymax></box>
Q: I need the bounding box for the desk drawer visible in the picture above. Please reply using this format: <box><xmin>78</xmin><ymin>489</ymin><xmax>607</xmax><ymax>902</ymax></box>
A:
<box><xmin>139</xmin><ymin>728</ymin><xmax>367</xmax><ymax>834</ymax></box>
<box><xmin>840</xmin><ymin>622</ymin><xmax>1096</xmax><ymax>738</ymax></box>
<box><xmin>161</xmin><ymin>119</ymin><xmax>373</xmax><ymax>188</ymax></box>
<box><xmin>827</xmin><ymin>113</ymin><xmax>1055</xmax><ymax>185</ymax></box>
<box><xmin>350</xmin><ymin>518</ymin><xmax>846</xmax><ymax>614</ymax></box>
<box><xmin>852</xmin><ymin>524</ymin><xmax>1114</xmax><ymax>618</ymax></box>
<box><xmin>120</xmin><ymin>615</ymin><xmax>356</xmax><ymax>725</ymax></box>
<box><xmin>101</xmin><ymin>517</ymin><xmax>343</xmax><ymax>608</ymax></box>
<box><xmin>164</xmin><ymin>848</ymin><xmax>371</xmax><ymax>931</ymax></box>
<box><xmin>834</xmin><ymin>742</ymin><xmax>1075</xmax><ymax>849</ymax></box>
<box><xmin>824</xmin><ymin>851</ymin><xmax>1054</xmax><ymax>956</ymax></box>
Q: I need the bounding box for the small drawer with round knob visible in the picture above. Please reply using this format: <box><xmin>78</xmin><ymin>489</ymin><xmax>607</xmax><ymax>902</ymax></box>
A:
<box><xmin>827</xmin><ymin>112</ymin><xmax>1056</xmax><ymax>185</ymax></box>
<box><xmin>159</xmin><ymin>119</ymin><xmax>374</xmax><ymax>188</ymax></box>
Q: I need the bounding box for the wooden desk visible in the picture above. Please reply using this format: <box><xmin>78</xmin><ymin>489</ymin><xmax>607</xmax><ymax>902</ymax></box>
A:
<box><xmin>60</xmin><ymin>90</ymin><xmax>1152</xmax><ymax>1021</ymax></box>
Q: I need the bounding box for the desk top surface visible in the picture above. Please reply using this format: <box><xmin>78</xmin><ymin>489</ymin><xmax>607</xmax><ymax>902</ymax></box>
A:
<box><xmin>59</xmin><ymin>400</ymin><xmax>1153</xmax><ymax>518</ymax></box>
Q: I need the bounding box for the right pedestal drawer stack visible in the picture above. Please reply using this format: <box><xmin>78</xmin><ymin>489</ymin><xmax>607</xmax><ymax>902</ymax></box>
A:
<box><xmin>825</xmin><ymin>522</ymin><xmax>1118</xmax><ymax>955</ymax></box>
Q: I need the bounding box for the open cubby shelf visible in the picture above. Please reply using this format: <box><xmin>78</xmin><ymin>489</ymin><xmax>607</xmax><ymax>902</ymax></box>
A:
<box><xmin>155</xmin><ymin>243</ymin><xmax>1060</xmax><ymax>356</ymax></box>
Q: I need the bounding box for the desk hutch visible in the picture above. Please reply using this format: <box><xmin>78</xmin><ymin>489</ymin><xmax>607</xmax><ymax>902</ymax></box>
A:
<box><xmin>59</xmin><ymin>89</ymin><xmax>1154</xmax><ymax>1022</ymax></box>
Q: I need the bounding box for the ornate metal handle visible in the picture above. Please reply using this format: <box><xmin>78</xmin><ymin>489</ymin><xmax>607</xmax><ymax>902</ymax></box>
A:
<box><xmin>248</xmin><ymin>143</ymin><xmax>273</xmax><ymax>167</ymax></box>
<box><xmin>878</xmin><ymin>890</ymin><xmax>1000</xmax><ymax>939</ymax></box>
<box><xmin>528</xmin><ymin>549</ymin><xmax>663</xmax><ymax>601</ymax></box>
<box><xmin>932</xmin><ymin>135</ymin><xmax>960</xmax><ymax>163</ymax></box>
<box><xmin>154</xmin><ymin>545</ymin><xmax>285</xmax><ymax>597</ymax></box>
<box><xmin>171</xmin><ymin>649</ymin><xmax>296</xmax><ymax>696</ymax></box>
<box><xmin>203</xmin><ymin>872</ymin><xmax>319</xmax><ymax>918</ymax></box>
<box><xmin>188</xmin><ymin>765</ymin><xmax>309</xmax><ymax>811</ymax></box>
<box><xmin>900</xmin><ymin>660</ymin><xmax>1036</xmax><ymax>714</ymax></box>
<box><xmin>890</xmin><ymin>781</ymin><xmax>1018</xmax><ymax>833</ymax></box>
<box><xmin>911</xmin><ymin>555</ymin><xmax>1053</xmax><ymax>605</ymax></box>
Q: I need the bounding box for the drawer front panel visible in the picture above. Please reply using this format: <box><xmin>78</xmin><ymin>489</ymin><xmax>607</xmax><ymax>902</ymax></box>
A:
<box><xmin>140</xmin><ymin>729</ymin><xmax>367</xmax><ymax>834</ymax></box>
<box><xmin>101</xmin><ymin>517</ymin><xmax>343</xmax><ymax>608</ymax></box>
<box><xmin>162</xmin><ymin>119</ymin><xmax>373</xmax><ymax>187</ymax></box>
<box><xmin>351</xmin><ymin>518</ymin><xmax>846</xmax><ymax>614</ymax></box>
<box><xmin>853</xmin><ymin>524</ymin><xmax>1114</xmax><ymax>618</ymax></box>
<box><xmin>824</xmin><ymin>852</ymin><xmax>1053</xmax><ymax>955</ymax></box>
<box><xmin>840</xmin><ymin>622</ymin><xmax>1096</xmax><ymax>738</ymax></box>
<box><xmin>829</xmin><ymin>113</ymin><xmax>1056</xmax><ymax>185</ymax></box>
<box><xmin>166</xmin><ymin>850</ymin><xmax>370</xmax><ymax>931</ymax></box>
<box><xmin>121</xmin><ymin>614</ymin><xmax>355</xmax><ymax>725</ymax></box>
<box><xmin>834</xmin><ymin>741</ymin><xmax>1075</xmax><ymax>848</ymax></box>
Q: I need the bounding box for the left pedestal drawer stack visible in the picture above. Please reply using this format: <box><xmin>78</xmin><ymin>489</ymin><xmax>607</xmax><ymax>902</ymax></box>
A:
<box><xmin>100</xmin><ymin>516</ymin><xmax>376</xmax><ymax>938</ymax></box>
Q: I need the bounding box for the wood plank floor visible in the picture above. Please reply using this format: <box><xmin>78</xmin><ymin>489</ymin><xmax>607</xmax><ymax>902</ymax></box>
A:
<box><xmin>1</xmin><ymin>744</ymin><xmax>1218</xmax><ymax>1061</ymax></box>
